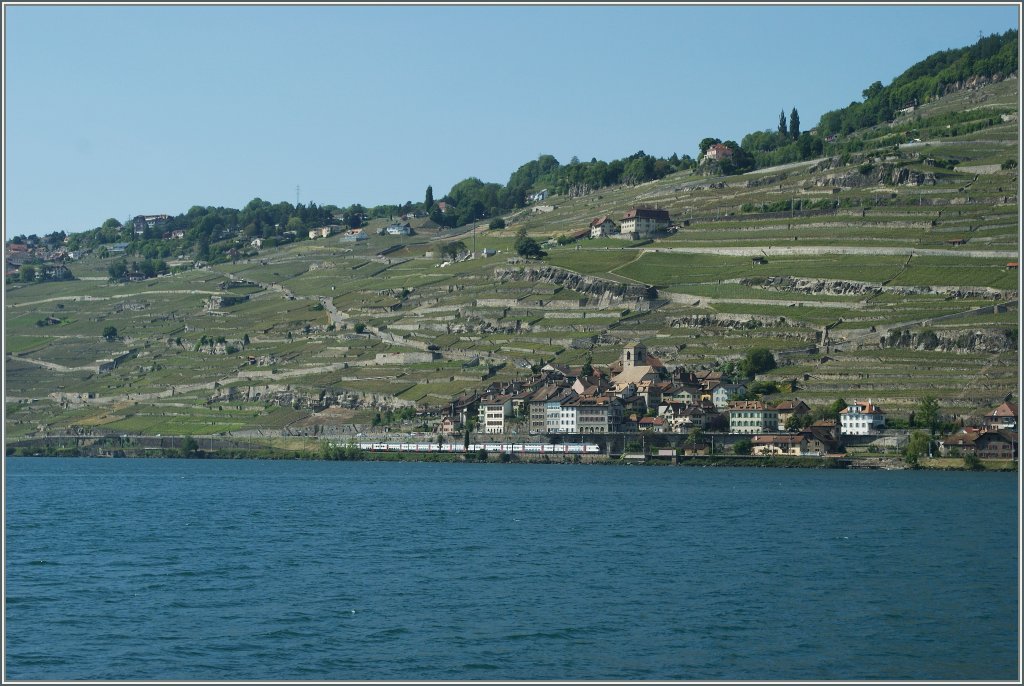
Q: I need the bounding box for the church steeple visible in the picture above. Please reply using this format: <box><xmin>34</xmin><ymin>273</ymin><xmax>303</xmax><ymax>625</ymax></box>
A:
<box><xmin>622</xmin><ymin>341</ymin><xmax>647</xmax><ymax>370</ymax></box>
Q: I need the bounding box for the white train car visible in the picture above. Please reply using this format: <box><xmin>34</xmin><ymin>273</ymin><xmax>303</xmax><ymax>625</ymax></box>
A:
<box><xmin>350</xmin><ymin>441</ymin><xmax>602</xmax><ymax>455</ymax></box>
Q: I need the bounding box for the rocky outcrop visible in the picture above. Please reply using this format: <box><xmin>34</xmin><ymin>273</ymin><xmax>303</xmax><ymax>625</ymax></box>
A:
<box><xmin>743</xmin><ymin>276</ymin><xmax>1011</xmax><ymax>300</ymax></box>
<box><xmin>494</xmin><ymin>266</ymin><xmax>657</xmax><ymax>300</ymax></box>
<box><xmin>881</xmin><ymin>328</ymin><xmax>1017</xmax><ymax>354</ymax></box>
<box><xmin>208</xmin><ymin>385</ymin><xmax>416</xmax><ymax>411</ymax></box>
<box><xmin>667</xmin><ymin>313</ymin><xmax>793</xmax><ymax>330</ymax></box>
<box><xmin>940</xmin><ymin>73</ymin><xmax>1014</xmax><ymax>96</ymax></box>
<box><xmin>811</xmin><ymin>164</ymin><xmax>936</xmax><ymax>189</ymax></box>
<box><xmin>888</xmin><ymin>166</ymin><xmax>937</xmax><ymax>186</ymax></box>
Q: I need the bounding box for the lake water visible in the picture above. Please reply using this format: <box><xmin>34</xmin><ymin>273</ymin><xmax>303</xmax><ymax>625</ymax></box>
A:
<box><xmin>5</xmin><ymin>457</ymin><xmax>1019</xmax><ymax>681</ymax></box>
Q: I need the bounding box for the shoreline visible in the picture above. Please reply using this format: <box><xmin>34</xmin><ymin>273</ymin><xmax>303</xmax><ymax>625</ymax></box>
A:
<box><xmin>6</xmin><ymin>446</ymin><xmax>1015</xmax><ymax>472</ymax></box>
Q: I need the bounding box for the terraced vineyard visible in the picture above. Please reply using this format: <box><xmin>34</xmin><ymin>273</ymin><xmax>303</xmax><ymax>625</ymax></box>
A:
<box><xmin>5</xmin><ymin>78</ymin><xmax>1019</xmax><ymax>440</ymax></box>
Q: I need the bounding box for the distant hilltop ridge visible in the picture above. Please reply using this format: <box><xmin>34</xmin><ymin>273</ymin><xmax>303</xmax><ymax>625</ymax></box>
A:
<box><xmin>7</xmin><ymin>28</ymin><xmax>1016</xmax><ymax>248</ymax></box>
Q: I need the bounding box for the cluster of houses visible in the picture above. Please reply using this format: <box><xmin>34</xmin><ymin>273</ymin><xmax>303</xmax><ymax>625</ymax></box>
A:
<box><xmin>439</xmin><ymin>342</ymin><xmax>839</xmax><ymax>456</ymax></box>
<box><xmin>303</xmin><ymin>223</ymin><xmax>414</xmax><ymax>242</ymax></box>
<box><xmin>435</xmin><ymin>341</ymin><xmax>1018</xmax><ymax>461</ymax></box>
<box><xmin>938</xmin><ymin>402</ymin><xmax>1017</xmax><ymax>459</ymax></box>
<box><xmin>586</xmin><ymin>207</ymin><xmax>676</xmax><ymax>241</ymax></box>
<box><xmin>6</xmin><ymin>241</ymin><xmax>75</xmax><ymax>281</ymax></box>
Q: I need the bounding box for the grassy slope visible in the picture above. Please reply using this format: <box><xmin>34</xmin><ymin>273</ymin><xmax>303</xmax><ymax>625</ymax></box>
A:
<box><xmin>5</xmin><ymin>79</ymin><xmax>1019</xmax><ymax>439</ymax></box>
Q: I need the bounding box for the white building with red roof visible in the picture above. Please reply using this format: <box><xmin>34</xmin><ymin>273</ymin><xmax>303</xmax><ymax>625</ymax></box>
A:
<box><xmin>619</xmin><ymin>207</ymin><xmax>671</xmax><ymax>239</ymax></box>
<box><xmin>839</xmin><ymin>400</ymin><xmax>887</xmax><ymax>435</ymax></box>
<box><xmin>984</xmin><ymin>402</ymin><xmax>1017</xmax><ymax>431</ymax></box>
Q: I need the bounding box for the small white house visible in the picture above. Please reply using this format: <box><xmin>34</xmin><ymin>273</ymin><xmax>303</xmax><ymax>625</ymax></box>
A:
<box><xmin>839</xmin><ymin>400</ymin><xmax>887</xmax><ymax>435</ymax></box>
<box><xmin>528</xmin><ymin>189</ymin><xmax>549</xmax><ymax>203</ymax></box>
<box><xmin>384</xmin><ymin>222</ymin><xmax>412</xmax><ymax>236</ymax></box>
<box><xmin>341</xmin><ymin>228</ymin><xmax>368</xmax><ymax>242</ymax></box>
<box><xmin>308</xmin><ymin>226</ymin><xmax>336</xmax><ymax>240</ymax></box>
<box><xmin>589</xmin><ymin>216</ymin><xmax>618</xmax><ymax>238</ymax></box>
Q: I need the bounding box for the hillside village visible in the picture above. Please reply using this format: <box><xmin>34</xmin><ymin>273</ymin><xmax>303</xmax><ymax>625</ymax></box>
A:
<box><xmin>5</xmin><ymin>35</ymin><xmax>1020</xmax><ymax>468</ymax></box>
<box><xmin>434</xmin><ymin>339</ymin><xmax>1016</xmax><ymax>463</ymax></box>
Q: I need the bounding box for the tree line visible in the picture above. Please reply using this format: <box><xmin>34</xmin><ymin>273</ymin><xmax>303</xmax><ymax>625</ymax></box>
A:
<box><xmin>50</xmin><ymin>30</ymin><xmax>1015</xmax><ymax>265</ymax></box>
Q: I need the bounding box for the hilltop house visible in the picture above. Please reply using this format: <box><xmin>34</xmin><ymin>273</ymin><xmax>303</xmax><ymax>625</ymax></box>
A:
<box><xmin>132</xmin><ymin>214</ymin><xmax>171</xmax><ymax>232</ymax></box>
<box><xmin>618</xmin><ymin>207</ymin><xmax>671</xmax><ymax>240</ymax></box>
<box><xmin>703</xmin><ymin>143</ymin><xmax>734</xmax><ymax>162</ymax></box>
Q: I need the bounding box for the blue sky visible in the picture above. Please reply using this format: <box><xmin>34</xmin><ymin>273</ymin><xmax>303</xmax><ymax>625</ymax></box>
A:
<box><xmin>4</xmin><ymin>3</ymin><xmax>1020</xmax><ymax>235</ymax></box>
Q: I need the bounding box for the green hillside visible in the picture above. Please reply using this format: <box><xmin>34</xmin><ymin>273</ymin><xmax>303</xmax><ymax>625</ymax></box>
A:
<box><xmin>5</xmin><ymin>68</ymin><xmax>1019</xmax><ymax>447</ymax></box>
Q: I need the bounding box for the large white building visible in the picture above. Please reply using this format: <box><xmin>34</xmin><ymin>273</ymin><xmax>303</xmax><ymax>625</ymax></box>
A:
<box><xmin>619</xmin><ymin>207</ymin><xmax>671</xmax><ymax>239</ymax></box>
<box><xmin>839</xmin><ymin>400</ymin><xmax>887</xmax><ymax>435</ymax></box>
<box><xmin>478</xmin><ymin>395</ymin><xmax>512</xmax><ymax>434</ymax></box>
<box><xmin>727</xmin><ymin>401</ymin><xmax>780</xmax><ymax>434</ymax></box>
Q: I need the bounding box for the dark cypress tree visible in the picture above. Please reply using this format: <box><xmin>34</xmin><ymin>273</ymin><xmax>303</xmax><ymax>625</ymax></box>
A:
<box><xmin>778</xmin><ymin>110</ymin><xmax>787</xmax><ymax>137</ymax></box>
<box><xmin>425</xmin><ymin>185</ymin><xmax>434</xmax><ymax>211</ymax></box>
<box><xmin>789</xmin><ymin>108</ymin><xmax>800</xmax><ymax>139</ymax></box>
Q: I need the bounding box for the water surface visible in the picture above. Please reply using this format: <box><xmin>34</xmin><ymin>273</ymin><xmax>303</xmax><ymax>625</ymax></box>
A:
<box><xmin>5</xmin><ymin>457</ymin><xmax>1019</xmax><ymax>680</ymax></box>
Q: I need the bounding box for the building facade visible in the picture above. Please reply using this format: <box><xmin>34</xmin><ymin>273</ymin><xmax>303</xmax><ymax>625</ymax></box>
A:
<box><xmin>839</xmin><ymin>400</ymin><xmax>887</xmax><ymax>435</ymax></box>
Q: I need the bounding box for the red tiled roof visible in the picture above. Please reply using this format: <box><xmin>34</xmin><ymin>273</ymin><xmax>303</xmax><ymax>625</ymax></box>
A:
<box><xmin>840</xmin><ymin>401</ymin><xmax>884</xmax><ymax>415</ymax></box>
<box><xmin>623</xmin><ymin>207</ymin><xmax>671</xmax><ymax>222</ymax></box>
<box><xmin>988</xmin><ymin>402</ymin><xmax>1017</xmax><ymax>418</ymax></box>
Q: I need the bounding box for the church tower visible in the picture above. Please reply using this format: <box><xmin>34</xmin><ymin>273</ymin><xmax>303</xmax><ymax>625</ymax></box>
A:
<box><xmin>622</xmin><ymin>341</ymin><xmax>647</xmax><ymax>370</ymax></box>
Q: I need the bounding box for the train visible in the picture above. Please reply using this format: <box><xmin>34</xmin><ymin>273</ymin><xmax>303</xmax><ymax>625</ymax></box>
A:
<box><xmin>353</xmin><ymin>441</ymin><xmax>602</xmax><ymax>454</ymax></box>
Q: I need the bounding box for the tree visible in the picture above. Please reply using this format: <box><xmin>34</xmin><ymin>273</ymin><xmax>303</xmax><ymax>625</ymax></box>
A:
<box><xmin>102</xmin><ymin>326</ymin><xmax>118</xmax><ymax>341</ymax></box>
<box><xmin>733</xmin><ymin>438</ymin><xmax>753</xmax><ymax>455</ymax></box>
<box><xmin>904</xmin><ymin>430</ymin><xmax>931</xmax><ymax>465</ymax></box>
<box><xmin>425</xmin><ymin>185</ymin><xmax>434</xmax><ymax>211</ymax></box>
<box><xmin>18</xmin><ymin>265</ymin><xmax>36</xmax><ymax>282</ymax></box>
<box><xmin>778</xmin><ymin>110</ymin><xmax>787</xmax><ymax>137</ymax></box>
<box><xmin>514</xmin><ymin>227</ymin><xmax>546</xmax><ymax>259</ymax></box>
<box><xmin>740</xmin><ymin>347</ymin><xmax>777</xmax><ymax>378</ymax></box>
<box><xmin>488</xmin><ymin>217</ymin><xmax>506</xmax><ymax>230</ymax></box>
<box><xmin>108</xmin><ymin>258</ymin><xmax>128</xmax><ymax>281</ymax></box>
<box><xmin>789</xmin><ymin>107</ymin><xmax>801</xmax><ymax>139</ymax></box>
<box><xmin>862</xmin><ymin>80</ymin><xmax>884</xmax><ymax>101</ymax></box>
<box><xmin>179</xmin><ymin>435</ymin><xmax>199</xmax><ymax>457</ymax></box>
<box><xmin>918</xmin><ymin>395</ymin><xmax>941</xmax><ymax>435</ymax></box>
<box><xmin>785</xmin><ymin>413</ymin><xmax>810</xmax><ymax>432</ymax></box>
<box><xmin>440</xmin><ymin>241</ymin><xmax>468</xmax><ymax>260</ymax></box>
<box><xmin>963</xmin><ymin>451</ymin><xmax>983</xmax><ymax>471</ymax></box>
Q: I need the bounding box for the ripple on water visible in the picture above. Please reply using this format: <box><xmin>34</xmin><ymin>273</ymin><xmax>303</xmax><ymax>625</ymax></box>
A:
<box><xmin>5</xmin><ymin>459</ymin><xmax>1018</xmax><ymax>681</ymax></box>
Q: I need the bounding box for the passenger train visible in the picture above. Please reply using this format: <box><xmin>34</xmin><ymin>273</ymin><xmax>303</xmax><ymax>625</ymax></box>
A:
<box><xmin>354</xmin><ymin>441</ymin><xmax>602</xmax><ymax>454</ymax></box>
